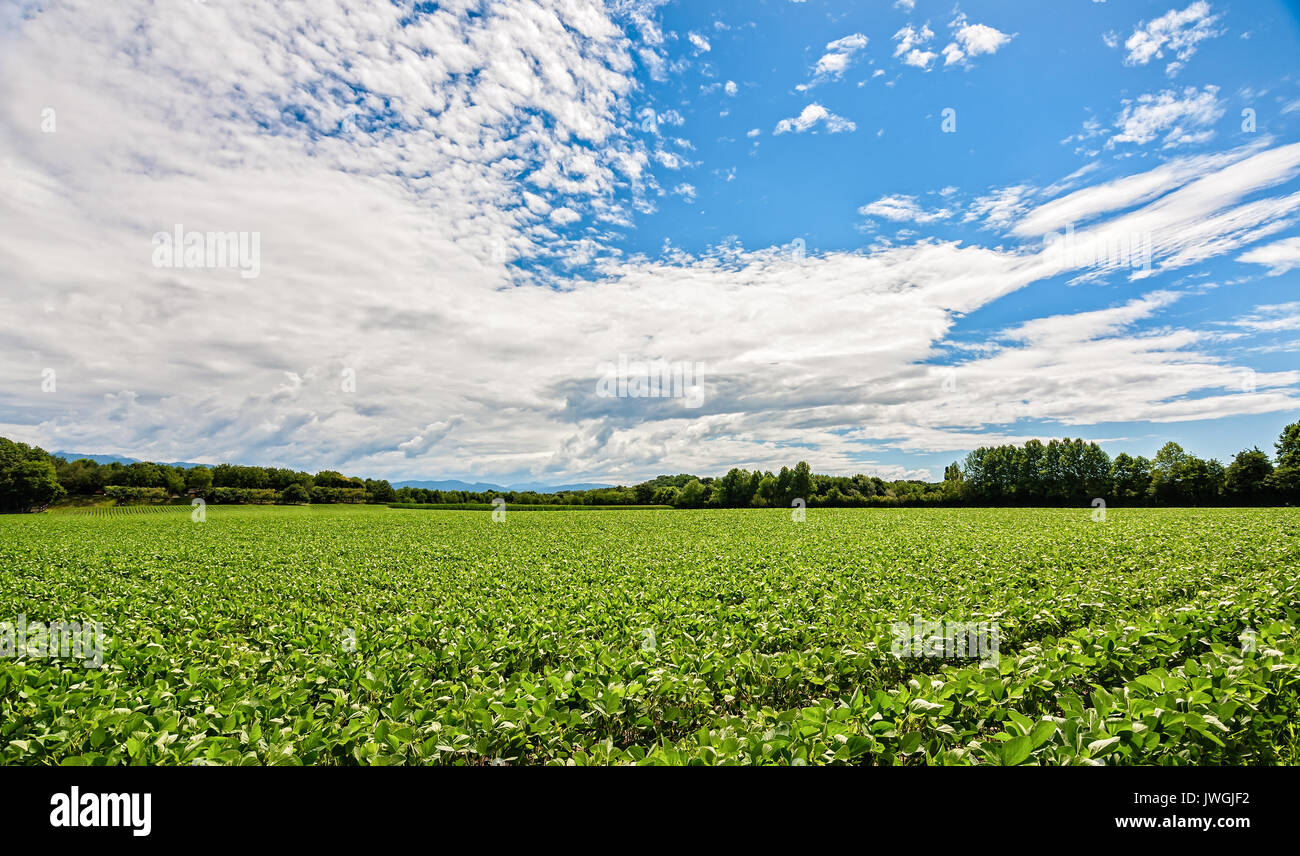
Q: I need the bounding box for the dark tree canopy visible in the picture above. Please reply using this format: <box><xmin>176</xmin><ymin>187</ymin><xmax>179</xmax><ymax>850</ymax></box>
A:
<box><xmin>0</xmin><ymin>438</ymin><xmax>65</xmax><ymax>512</ymax></box>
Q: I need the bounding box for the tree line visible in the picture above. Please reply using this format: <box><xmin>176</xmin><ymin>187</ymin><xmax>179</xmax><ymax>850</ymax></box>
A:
<box><xmin>954</xmin><ymin>427</ymin><xmax>1299</xmax><ymax>506</ymax></box>
<box><xmin>0</xmin><ymin>444</ymin><xmax>401</xmax><ymax>512</ymax></box>
<box><xmin>632</xmin><ymin>422</ymin><xmax>1298</xmax><ymax>509</ymax></box>
<box><xmin>0</xmin><ymin>420</ymin><xmax>1296</xmax><ymax>512</ymax></box>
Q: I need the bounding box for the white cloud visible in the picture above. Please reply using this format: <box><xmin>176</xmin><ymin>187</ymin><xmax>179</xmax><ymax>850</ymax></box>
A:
<box><xmin>1013</xmin><ymin>147</ymin><xmax>1262</xmax><ymax>237</ymax></box>
<box><xmin>1123</xmin><ymin>1</ymin><xmax>1222</xmax><ymax>76</ymax></box>
<box><xmin>892</xmin><ymin>23</ymin><xmax>937</xmax><ymax>70</ymax></box>
<box><xmin>1230</xmin><ymin>302</ymin><xmax>1300</xmax><ymax>332</ymax></box>
<box><xmin>724</xmin><ymin>80</ymin><xmax>738</xmax><ymax>96</ymax></box>
<box><xmin>688</xmin><ymin>31</ymin><xmax>711</xmax><ymax>54</ymax></box>
<box><xmin>965</xmin><ymin>186</ymin><xmax>1035</xmax><ymax>231</ymax></box>
<box><xmin>1005</xmin><ymin>291</ymin><xmax>1183</xmax><ymax>345</ymax></box>
<box><xmin>860</xmin><ymin>194</ymin><xmax>950</xmax><ymax>224</ymax></box>
<box><xmin>942</xmin><ymin>14</ymin><xmax>1015</xmax><ymax>67</ymax></box>
<box><xmin>1</xmin><ymin>2</ymin><xmax>1297</xmax><ymax>483</ymax></box>
<box><xmin>799</xmin><ymin>32</ymin><xmax>869</xmax><ymax>89</ymax></box>
<box><xmin>942</xmin><ymin>291</ymin><xmax>1300</xmax><ymax>427</ymax></box>
<box><xmin>774</xmin><ymin>103</ymin><xmax>856</xmax><ymax>135</ymax></box>
<box><xmin>653</xmin><ymin>149</ymin><xmax>688</xmax><ymax>169</ymax></box>
<box><xmin>1238</xmin><ymin>237</ymin><xmax>1300</xmax><ymax>275</ymax></box>
<box><xmin>398</xmin><ymin>417</ymin><xmax>464</xmax><ymax>457</ymax></box>
<box><xmin>900</xmin><ymin>48</ymin><xmax>936</xmax><ymax>69</ymax></box>
<box><xmin>1052</xmin><ymin>143</ymin><xmax>1300</xmax><ymax>278</ymax></box>
<box><xmin>1109</xmin><ymin>85</ymin><xmax>1223</xmax><ymax>147</ymax></box>
<box><xmin>896</xmin><ymin>16</ymin><xmax>1010</xmax><ymax>71</ymax></box>
<box><xmin>671</xmin><ymin>182</ymin><xmax>697</xmax><ymax>201</ymax></box>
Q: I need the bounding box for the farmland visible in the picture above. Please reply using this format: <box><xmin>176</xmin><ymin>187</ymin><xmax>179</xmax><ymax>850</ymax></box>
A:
<box><xmin>1</xmin><ymin>506</ymin><xmax>1297</xmax><ymax>765</ymax></box>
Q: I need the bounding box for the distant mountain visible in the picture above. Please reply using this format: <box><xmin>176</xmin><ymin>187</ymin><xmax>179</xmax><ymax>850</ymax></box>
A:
<box><xmin>509</xmin><ymin>482</ymin><xmax>614</xmax><ymax>493</ymax></box>
<box><xmin>53</xmin><ymin>452</ymin><xmax>206</xmax><ymax>469</ymax></box>
<box><xmin>394</xmin><ymin>479</ymin><xmax>614</xmax><ymax>493</ymax></box>
<box><xmin>394</xmin><ymin>479</ymin><xmax>510</xmax><ymax>492</ymax></box>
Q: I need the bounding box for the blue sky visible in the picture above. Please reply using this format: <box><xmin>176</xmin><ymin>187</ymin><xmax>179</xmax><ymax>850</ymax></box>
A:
<box><xmin>1</xmin><ymin>0</ymin><xmax>1299</xmax><ymax>483</ymax></box>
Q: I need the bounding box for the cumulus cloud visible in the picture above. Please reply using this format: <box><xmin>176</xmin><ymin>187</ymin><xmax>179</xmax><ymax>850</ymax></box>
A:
<box><xmin>1123</xmin><ymin>1</ymin><xmax>1222</xmax><ymax>76</ymax></box>
<box><xmin>860</xmin><ymin>194</ymin><xmax>951</xmax><ymax>224</ymax></box>
<box><xmin>1109</xmin><ymin>85</ymin><xmax>1223</xmax><ymax>147</ymax></box>
<box><xmin>652</xmin><ymin>148</ymin><xmax>689</xmax><ymax>169</ymax></box>
<box><xmin>895</xmin><ymin>15</ymin><xmax>1011</xmax><ymax>71</ymax></box>
<box><xmin>799</xmin><ymin>33</ymin><xmax>869</xmax><ymax>89</ymax></box>
<box><xmin>892</xmin><ymin>23</ymin><xmax>937</xmax><ymax>70</ymax></box>
<box><xmin>942</xmin><ymin>13</ymin><xmax>1015</xmax><ymax>67</ymax></box>
<box><xmin>774</xmin><ymin>103</ymin><xmax>857</xmax><ymax>134</ymax></box>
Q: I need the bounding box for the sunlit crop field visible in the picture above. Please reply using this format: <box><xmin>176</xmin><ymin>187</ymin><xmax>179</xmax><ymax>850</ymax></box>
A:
<box><xmin>2</xmin><ymin>506</ymin><xmax>1297</xmax><ymax>765</ymax></box>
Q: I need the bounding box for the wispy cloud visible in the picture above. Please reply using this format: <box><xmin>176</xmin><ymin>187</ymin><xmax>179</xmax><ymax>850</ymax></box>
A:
<box><xmin>1238</xmin><ymin>237</ymin><xmax>1300</xmax><ymax>275</ymax></box>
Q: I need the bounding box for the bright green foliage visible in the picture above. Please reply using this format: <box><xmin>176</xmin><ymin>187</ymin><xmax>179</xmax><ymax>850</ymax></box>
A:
<box><xmin>1</xmin><ymin>506</ymin><xmax>1297</xmax><ymax>765</ymax></box>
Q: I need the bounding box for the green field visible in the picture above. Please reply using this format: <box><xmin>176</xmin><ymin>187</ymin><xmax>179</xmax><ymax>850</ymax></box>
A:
<box><xmin>1</xmin><ymin>505</ymin><xmax>1297</xmax><ymax>765</ymax></box>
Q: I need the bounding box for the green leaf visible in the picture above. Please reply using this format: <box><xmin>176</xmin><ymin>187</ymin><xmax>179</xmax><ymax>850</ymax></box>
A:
<box><xmin>1000</xmin><ymin>735</ymin><xmax>1032</xmax><ymax>766</ymax></box>
<box><xmin>899</xmin><ymin>732</ymin><xmax>923</xmax><ymax>754</ymax></box>
<box><xmin>1029</xmin><ymin>720</ymin><xmax>1057</xmax><ymax>749</ymax></box>
<box><xmin>1087</xmin><ymin>736</ymin><xmax>1121</xmax><ymax>756</ymax></box>
<box><xmin>1134</xmin><ymin>675</ymin><xmax>1163</xmax><ymax>693</ymax></box>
